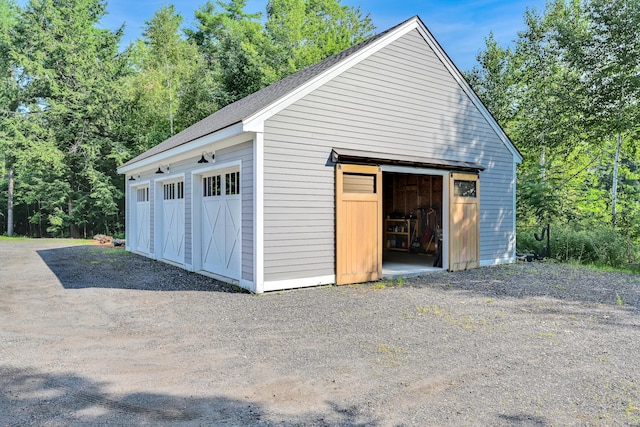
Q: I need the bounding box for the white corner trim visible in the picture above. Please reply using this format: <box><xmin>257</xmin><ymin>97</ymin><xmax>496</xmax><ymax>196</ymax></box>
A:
<box><xmin>512</xmin><ymin>161</ymin><xmax>518</xmax><ymax>259</ymax></box>
<box><xmin>254</xmin><ymin>132</ymin><xmax>265</xmax><ymax>294</ymax></box>
<box><xmin>263</xmin><ymin>275</ymin><xmax>336</xmax><ymax>292</ymax></box>
<box><xmin>413</xmin><ymin>25</ymin><xmax>523</xmax><ymax>164</ymax></box>
<box><xmin>242</xmin><ymin>18</ymin><xmax>421</xmax><ymax>131</ymax></box>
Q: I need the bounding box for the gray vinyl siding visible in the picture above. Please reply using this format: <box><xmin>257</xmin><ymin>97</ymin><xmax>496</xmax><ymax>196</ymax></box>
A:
<box><xmin>262</xmin><ymin>28</ymin><xmax>516</xmax><ymax>281</ymax></box>
<box><xmin>124</xmin><ymin>140</ymin><xmax>254</xmax><ymax>282</ymax></box>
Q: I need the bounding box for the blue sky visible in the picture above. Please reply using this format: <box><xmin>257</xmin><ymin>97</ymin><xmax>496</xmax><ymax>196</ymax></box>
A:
<box><xmin>21</xmin><ymin>0</ymin><xmax>549</xmax><ymax>71</ymax></box>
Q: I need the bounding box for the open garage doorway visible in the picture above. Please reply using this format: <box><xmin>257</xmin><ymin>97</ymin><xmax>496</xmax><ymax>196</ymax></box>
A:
<box><xmin>382</xmin><ymin>172</ymin><xmax>444</xmax><ymax>277</ymax></box>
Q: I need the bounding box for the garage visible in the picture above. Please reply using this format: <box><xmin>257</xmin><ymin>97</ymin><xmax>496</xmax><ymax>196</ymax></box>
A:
<box><xmin>133</xmin><ymin>185</ymin><xmax>150</xmax><ymax>254</ymax></box>
<box><xmin>119</xmin><ymin>16</ymin><xmax>520</xmax><ymax>293</ymax></box>
<box><xmin>199</xmin><ymin>165</ymin><xmax>241</xmax><ymax>281</ymax></box>
<box><xmin>158</xmin><ymin>178</ymin><xmax>185</xmax><ymax>264</ymax></box>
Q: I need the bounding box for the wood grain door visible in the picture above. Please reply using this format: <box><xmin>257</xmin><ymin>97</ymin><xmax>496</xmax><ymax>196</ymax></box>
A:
<box><xmin>336</xmin><ymin>164</ymin><xmax>382</xmax><ymax>285</ymax></box>
<box><xmin>449</xmin><ymin>172</ymin><xmax>480</xmax><ymax>271</ymax></box>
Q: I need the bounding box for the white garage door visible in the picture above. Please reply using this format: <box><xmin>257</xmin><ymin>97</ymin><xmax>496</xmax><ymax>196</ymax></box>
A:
<box><xmin>161</xmin><ymin>180</ymin><xmax>185</xmax><ymax>264</ymax></box>
<box><xmin>135</xmin><ymin>186</ymin><xmax>150</xmax><ymax>254</ymax></box>
<box><xmin>201</xmin><ymin>170</ymin><xmax>241</xmax><ymax>280</ymax></box>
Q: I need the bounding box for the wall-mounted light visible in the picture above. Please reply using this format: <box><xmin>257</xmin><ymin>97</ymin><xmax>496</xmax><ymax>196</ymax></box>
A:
<box><xmin>197</xmin><ymin>151</ymin><xmax>215</xmax><ymax>164</ymax></box>
<box><xmin>128</xmin><ymin>175</ymin><xmax>136</xmax><ymax>181</ymax></box>
<box><xmin>155</xmin><ymin>164</ymin><xmax>170</xmax><ymax>174</ymax></box>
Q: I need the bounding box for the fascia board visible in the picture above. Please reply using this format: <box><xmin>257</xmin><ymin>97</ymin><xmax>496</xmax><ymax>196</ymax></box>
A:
<box><xmin>242</xmin><ymin>17</ymin><xmax>421</xmax><ymax>132</ymax></box>
<box><xmin>413</xmin><ymin>24</ymin><xmax>523</xmax><ymax>164</ymax></box>
<box><xmin>117</xmin><ymin>123</ymin><xmax>246</xmax><ymax>175</ymax></box>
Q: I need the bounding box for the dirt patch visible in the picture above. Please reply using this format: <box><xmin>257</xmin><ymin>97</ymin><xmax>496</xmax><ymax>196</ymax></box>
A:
<box><xmin>1</xmin><ymin>240</ymin><xmax>639</xmax><ymax>426</ymax></box>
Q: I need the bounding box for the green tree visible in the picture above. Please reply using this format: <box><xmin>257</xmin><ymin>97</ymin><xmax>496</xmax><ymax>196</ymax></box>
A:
<box><xmin>0</xmin><ymin>0</ymin><xmax>19</xmax><ymax>235</ymax></box>
<box><xmin>120</xmin><ymin>6</ymin><xmax>212</xmax><ymax>153</ymax></box>
<box><xmin>555</xmin><ymin>0</ymin><xmax>640</xmax><ymax>226</ymax></box>
<box><xmin>11</xmin><ymin>0</ymin><xmax>129</xmax><ymax>237</ymax></box>
<box><xmin>188</xmin><ymin>0</ymin><xmax>277</xmax><ymax>104</ymax></box>
<box><xmin>265</xmin><ymin>0</ymin><xmax>374</xmax><ymax>77</ymax></box>
<box><xmin>470</xmin><ymin>0</ymin><xmax>640</xmax><ymax>264</ymax></box>
<box><xmin>187</xmin><ymin>0</ymin><xmax>374</xmax><ymax>105</ymax></box>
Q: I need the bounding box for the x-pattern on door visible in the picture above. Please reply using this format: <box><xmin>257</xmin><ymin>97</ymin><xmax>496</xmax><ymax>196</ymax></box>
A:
<box><xmin>135</xmin><ymin>186</ymin><xmax>150</xmax><ymax>254</ymax></box>
<box><xmin>201</xmin><ymin>169</ymin><xmax>241</xmax><ymax>280</ymax></box>
<box><xmin>161</xmin><ymin>180</ymin><xmax>185</xmax><ymax>264</ymax></box>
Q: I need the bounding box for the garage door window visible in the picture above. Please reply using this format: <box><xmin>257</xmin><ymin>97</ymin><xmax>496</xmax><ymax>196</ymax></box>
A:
<box><xmin>164</xmin><ymin>181</ymin><xmax>184</xmax><ymax>200</ymax></box>
<box><xmin>453</xmin><ymin>180</ymin><xmax>477</xmax><ymax>198</ymax></box>
<box><xmin>203</xmin><ymin>175</ymin><xmax>221</xmax><ymax>197</ymax></box>
<box><xmin>136</xmin><ymin>187</ymin><xmax>149</xmax><ymax>202</ymax></box>
<box><xmin>226</xmin><ymin>171</ymin><xmax>240</xmax><ymax>195</ymax></box>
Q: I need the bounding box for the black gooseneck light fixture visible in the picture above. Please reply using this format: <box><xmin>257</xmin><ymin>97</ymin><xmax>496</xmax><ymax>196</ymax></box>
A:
<box><xmin>197</xmin><ymin>151</ymin><xmax>215</xmax><ymax>164</ymax></box>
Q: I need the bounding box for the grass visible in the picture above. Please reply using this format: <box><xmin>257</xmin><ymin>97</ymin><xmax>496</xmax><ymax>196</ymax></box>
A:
<box><xmin>0</xmin><ymin>236</ymin><xmax>92</xmax><ymax>245</ymax></box>
<box><xmin>581</xmin><ymin>262</ymin><xmax>640</xmax><ymax>275</ymax></box>
<box><xmin>414</xmin><ymin>304</ymin><xmax>489</xmax><ymax>329</ymax></box>
<box><xmin>0</xmin><ymin>235</ymin><xmax>31</xmax><ymax>241</ymax></box>
<box><xmin>374</xmin><ymin>343</ymin><xmax>404</xmax><ymax>367</ymax></box>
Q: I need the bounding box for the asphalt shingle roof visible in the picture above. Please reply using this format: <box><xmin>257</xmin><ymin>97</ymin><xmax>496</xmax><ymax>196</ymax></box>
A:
<box><xmin>121</xmin><ymin>18</ymin><xmax>412</xmax><ymax>168</ymax></box>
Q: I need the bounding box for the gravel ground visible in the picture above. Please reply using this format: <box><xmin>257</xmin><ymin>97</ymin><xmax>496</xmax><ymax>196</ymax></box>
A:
<box><xmin>1</xmin><ymin>239</ymin><xmax>639</xmax><ymax>426</ymax></box>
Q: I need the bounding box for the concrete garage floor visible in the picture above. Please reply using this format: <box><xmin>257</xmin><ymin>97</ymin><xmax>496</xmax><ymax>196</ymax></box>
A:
<box><xmin>382</xmin><ymin>250</ymin><xmax>441</xmax><ymax>278</ymax></box>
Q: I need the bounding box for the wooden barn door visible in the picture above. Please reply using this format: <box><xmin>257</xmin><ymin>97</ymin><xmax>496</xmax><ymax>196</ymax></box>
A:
<box><xmin>336</xmin><ymin>164</ymin><xmax>382</xmax><ymax>285</ymax></box>
<box><xmin>449</xmin><ymin>173</ymin><xmax>480</xmax><ymax>271</ymax></box>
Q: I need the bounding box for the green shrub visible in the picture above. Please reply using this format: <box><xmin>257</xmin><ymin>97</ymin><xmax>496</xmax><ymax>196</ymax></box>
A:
<box><xmin>517</xmin><ymin>222</ymin><xmax>629</xmax><ymax>268</ymax></box>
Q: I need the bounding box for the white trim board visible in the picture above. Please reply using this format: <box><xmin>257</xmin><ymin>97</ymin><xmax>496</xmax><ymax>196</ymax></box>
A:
<box><xmin>118</xmin><ymin>125</ymin><xmax>248</xmax><ymax>174</ymax></box>
<box><xmin>480</xmin><ymin>257</ymin><xmax>516</xmax><ymax>267</ymax></box>
<box><xmin>253</xmin><ymin>132</ymin><xmax>265</xmax><ymax>294</ymax></box>
<box><xmin>263</xmin><ymin>275</ymin><xmax>335</xmax><ymax>293</ymax></box>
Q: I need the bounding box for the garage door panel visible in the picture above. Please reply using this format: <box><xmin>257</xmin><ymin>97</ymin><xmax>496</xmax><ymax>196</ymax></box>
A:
<box><xmin>201</xmin><ymin>170</ymin><xmax>241</xmax><ymax>280</ymax></box>
<box><xmin>136</xmin><ymin>201</ymin><xmax>150</xmax><ymax>253</ymax></box>
<box><xmin>162</xmin><ymin>198</ymin><xmax>185</xmax><ymax>264</ymax></box>
<box><xmin>134</xmin><ymin>186</ymin><xmax>150</xmax><ymax>254</ymax></box>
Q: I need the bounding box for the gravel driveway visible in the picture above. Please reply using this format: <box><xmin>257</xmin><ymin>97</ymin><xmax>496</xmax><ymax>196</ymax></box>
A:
<box><xmin>1</xmin><ymin>239</ymin><xmax>639</xmax><ymax>426</ymax></box>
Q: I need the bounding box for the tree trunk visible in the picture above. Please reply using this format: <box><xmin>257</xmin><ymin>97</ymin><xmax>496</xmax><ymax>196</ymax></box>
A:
<box><xmin>165</xmin><ymin>55</ymin><xmax>174</xmax><ymax>136</ymax></box>
<box><xmin>611</xmin><ymin>132</ymin><xmax>622</xmax><ymax>227</ymax></box>
<box><xmin>68</xmin><ymin>199</ymin><xmax>80</xmax><ymax>238</ymax></box>
<box><xmin>7</xmin><ymin>165</ymin><xmax>14</xmax><ymax>236</ymax></box>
